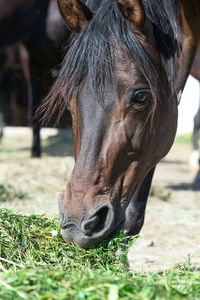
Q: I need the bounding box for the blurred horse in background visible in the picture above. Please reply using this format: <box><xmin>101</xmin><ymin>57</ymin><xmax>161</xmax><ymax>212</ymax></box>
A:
<box><xmin>0</xmin><ymin>0</ymin><xmax>69</xmax><ymax>156</ymax></box>
<box><xmin>189</xmin><ymin>46</ymin><xmax>200</xmax><ymax>184</ymax></box>
<box><xmin>0</xmin><ymin>44</ymin><xmax>30</xmax><ymax>130</ymax></box>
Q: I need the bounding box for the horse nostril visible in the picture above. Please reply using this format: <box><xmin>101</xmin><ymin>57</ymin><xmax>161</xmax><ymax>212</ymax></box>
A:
<box><xmin>83</xmin><ymin>215</ymin><xmax>99</xmax><ymax>234</ymax></box>
<box><xmin>82</xmin><ymin>205</ymin><xmax>112</xmax><ymax>236</ymax></box>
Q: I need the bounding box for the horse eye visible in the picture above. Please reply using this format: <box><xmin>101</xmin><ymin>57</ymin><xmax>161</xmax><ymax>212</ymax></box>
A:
<box><xmin>125</xmin><ymin>89</ymin><xmax>150</xmax><ymax>110</ymax></box>
<box><xmin>135</xmin><ymin>91</ymin><xmax>147</xmax><ymax>102</ymax></box>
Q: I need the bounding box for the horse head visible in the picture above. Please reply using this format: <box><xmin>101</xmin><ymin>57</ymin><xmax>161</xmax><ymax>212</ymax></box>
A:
<box><xmin>48</xmin><ymin>0</ymin><xmax>183</xmax><ymax>248</ymax></box>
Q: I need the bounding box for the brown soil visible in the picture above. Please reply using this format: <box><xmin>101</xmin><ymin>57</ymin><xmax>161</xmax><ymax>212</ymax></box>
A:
<box><xmin>0</xmin><ymin>128</ymin><xmax>200</xmax><ymax>272</ymax></box>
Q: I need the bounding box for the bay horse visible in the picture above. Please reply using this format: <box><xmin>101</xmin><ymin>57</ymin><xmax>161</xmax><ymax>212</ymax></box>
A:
<box><xmin>44</xmin><ymin>0</ymin><xmax>200</xmax><ymax>249</ymax></box>
<box><xmin>0</xmin><ymin>45</ymin><xmax>30</xmax><ymax>130</ymax></box>
<box><xmin>0</xmin><ymin>0</ymin><xmax>68</xmax><ymax>156</ymax></box>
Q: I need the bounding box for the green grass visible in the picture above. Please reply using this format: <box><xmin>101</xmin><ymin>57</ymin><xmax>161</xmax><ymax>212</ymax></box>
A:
<box><xmin>1</xmin><ymin>268</ymin><xmax>200</xmax><ymax>300</ymax></box>
<box><xmin>175</xmin><ymin>134</ymin><xmax>193</xmax><ymax>145</ymax></box>
<box><xmin>0</xmin><ymin>209</ymin><xmax>199</xmax><ymax>299</ymax></box>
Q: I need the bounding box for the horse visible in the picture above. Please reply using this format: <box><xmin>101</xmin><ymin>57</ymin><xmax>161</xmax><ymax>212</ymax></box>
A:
<box><xmin>0</xmin><ymin>111</ymin><xmax>3</xmax><ymax>138</ymax></box>
<box><xmin>0</xmin><ymin>0</ymin><xmax>69</xmax><ymax>156</ymax></box>
<box><xmin>189</xmin><ymin>47</ymin><xmax>200</xmax><ymax>183</ymax></box>
<box><xmin>0</xmin><ymin>45</ymin><xmax>30</xmax><ymax>131</ymax></box>
<box><xmin>43</xmin><ymin>0</ymin><xmax>200</xmax><ymax>249</ymax></box>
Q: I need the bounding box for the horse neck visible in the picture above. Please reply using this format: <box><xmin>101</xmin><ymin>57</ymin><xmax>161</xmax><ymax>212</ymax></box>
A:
<box><xmin>175</xmin><ymin>0</ymin><xmax>200</xmax><ymax>94</ymax></box>
<box><xmin>190</xmin><ymin>46</ymin><xmax>200</xmax><ymax>81</ymax></box>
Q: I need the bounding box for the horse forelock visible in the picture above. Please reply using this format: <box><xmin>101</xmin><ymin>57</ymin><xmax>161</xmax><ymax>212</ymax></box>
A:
<box><xmin>42</xmin><ymin>0</ymin><xmax>182</xmax><ymax>123</ymax></box>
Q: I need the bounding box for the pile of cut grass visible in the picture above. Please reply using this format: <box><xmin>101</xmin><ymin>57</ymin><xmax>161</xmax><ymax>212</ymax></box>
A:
<box><xmin>150</xmin><ymin>186</ymin><xmax>171</xmax><ymax>202</ymax></box>
<box><xmin>0</xmin><ymin>182</ymin><xmax>27</xmax><ymax>202</ymax></box>
<box><xmin>0</xmin><ymin>209</ymin><xmax>128</xmax><ymax>272</ymax></box>
<box><xmin>0</xmin><ymin>209</ymin><xmax>200</xmax><ymax>299</ymax></box>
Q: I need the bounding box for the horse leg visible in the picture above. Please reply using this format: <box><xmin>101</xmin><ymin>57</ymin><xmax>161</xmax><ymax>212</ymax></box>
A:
<box><xmin>193</xmin><ymin>106</ymin><xmax>200</xmax><ymax>184</ymax></box>
<box><xmin>191</xmin><ymin>82</ymin><xmax>200</xmax><ymax>184</ymax></box>
<box><xmin>28</xmin><ymin>65</ymin><xmax>41</xmax><ymax>158</ymax></box>
<box><xmin>124</xmin><ymin>167</ymin><xmax>155</xmax><ymax>236</ymax></box>
<box><xmin>0</xmin><ymin>111</ymin><xmax>3</xmax><ymax>139</ymax></box>
<box><xmin>32</xmin><ymin>124</ymin><xmax>41</xmax><ymax>157</ymax></box>
<box><xmin>189</xmin><ymin>83</ymin><xmax>200</xmax><ymax>171</ymax></box>
<box><xmin>16</xmin><ymin>44</ymin><xmax>41</xmax><ymax>157</ymax></box>
<box><xmin>193</xmin><ymin>106</ymin><xmax>200</xmax><ymax>151</ymax></box>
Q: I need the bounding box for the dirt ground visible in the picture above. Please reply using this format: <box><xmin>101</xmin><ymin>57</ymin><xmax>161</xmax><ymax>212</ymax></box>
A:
<box><xmin>129</xmin><ymin>143</ymin><xmax>200</xmax><ymax>273</ymax></box>
<box><xmin>0</xmin><ymin>127</ymin><xmax>199</xmax><ymax>273</ymax></box>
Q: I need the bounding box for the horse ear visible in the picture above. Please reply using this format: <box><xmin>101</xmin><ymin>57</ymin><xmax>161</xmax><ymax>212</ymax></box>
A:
<box><xmin>117</xmin><ymin>0</ymin><xmax>144</xmax><ymax>27</ymax></box>
<box><xmin>57</xmin><ymin>0</ymin><xmax>92</xmax><ymax>32</ymax></box>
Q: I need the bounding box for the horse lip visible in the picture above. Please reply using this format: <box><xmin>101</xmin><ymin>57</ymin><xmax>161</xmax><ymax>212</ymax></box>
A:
<box><xmin>58</xmin><ymin>200</ymin><xmax>80</xmax><ymax>230</ymax></box>
<box><xmin>60</xmin><ymin>220</ymin><xmax>79</xmax><ymax>230</ymax></box>
<box><xmin>61</xmin><ymin>216</ymin><xmax>125</xmax><ymax>245</ymax></box>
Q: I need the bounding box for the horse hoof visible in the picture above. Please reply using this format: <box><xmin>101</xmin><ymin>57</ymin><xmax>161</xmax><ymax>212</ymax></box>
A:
<box><xmin>31</xmin><ymin>151</ymin><xmax>41</xmax><ymax>158</ymax></box>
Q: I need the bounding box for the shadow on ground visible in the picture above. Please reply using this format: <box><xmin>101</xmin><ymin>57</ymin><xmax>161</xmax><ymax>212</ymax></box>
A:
<box><xmin>167</xmin><ymin>183</ymin><xmax>200</xmax><ymax>191</ymax></box>
<box><xmin>0</xmin><ymin>129</ymin><xmax>74</xmax><ymax>158</ymax></box>
<box><xmin>42</xmin><ymin>130</ymin><xmax>74</xmax><ymax>157</ymax></box>
<box><xmin>159</xmin><ymin>158</ymin><xmax>186</xmax><ymax>165</ymax></box>
<box><xmin>167</xmin><ymin>170</ymin><xmax>200</xmax><ymax>190</ymax></box>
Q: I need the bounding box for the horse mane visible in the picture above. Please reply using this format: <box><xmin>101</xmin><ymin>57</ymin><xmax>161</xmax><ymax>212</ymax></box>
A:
<box><xmin>41</xmin><ymin>0</ymin><xmax>182</xmax><ymax>122</ymax></box>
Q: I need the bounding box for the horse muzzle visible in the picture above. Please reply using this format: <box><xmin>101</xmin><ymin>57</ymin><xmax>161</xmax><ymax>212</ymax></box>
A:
<box><xmin>58</xmin><ymin>194</ymin><xmax>125</xmax><ymax>249</ymax></box>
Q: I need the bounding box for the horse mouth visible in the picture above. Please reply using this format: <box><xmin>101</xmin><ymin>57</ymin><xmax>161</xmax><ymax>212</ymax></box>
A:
<box><xmin>60</xmin><ymin>216</ymin><xmax>126</xmax><ymax>249</ymax></box>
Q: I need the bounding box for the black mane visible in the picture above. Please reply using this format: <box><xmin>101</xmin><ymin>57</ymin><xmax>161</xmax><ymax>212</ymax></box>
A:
<box><xmin>43</xmin><ymin>0</ymin><xmax>181</xmax><ymax>119</ymax></box>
